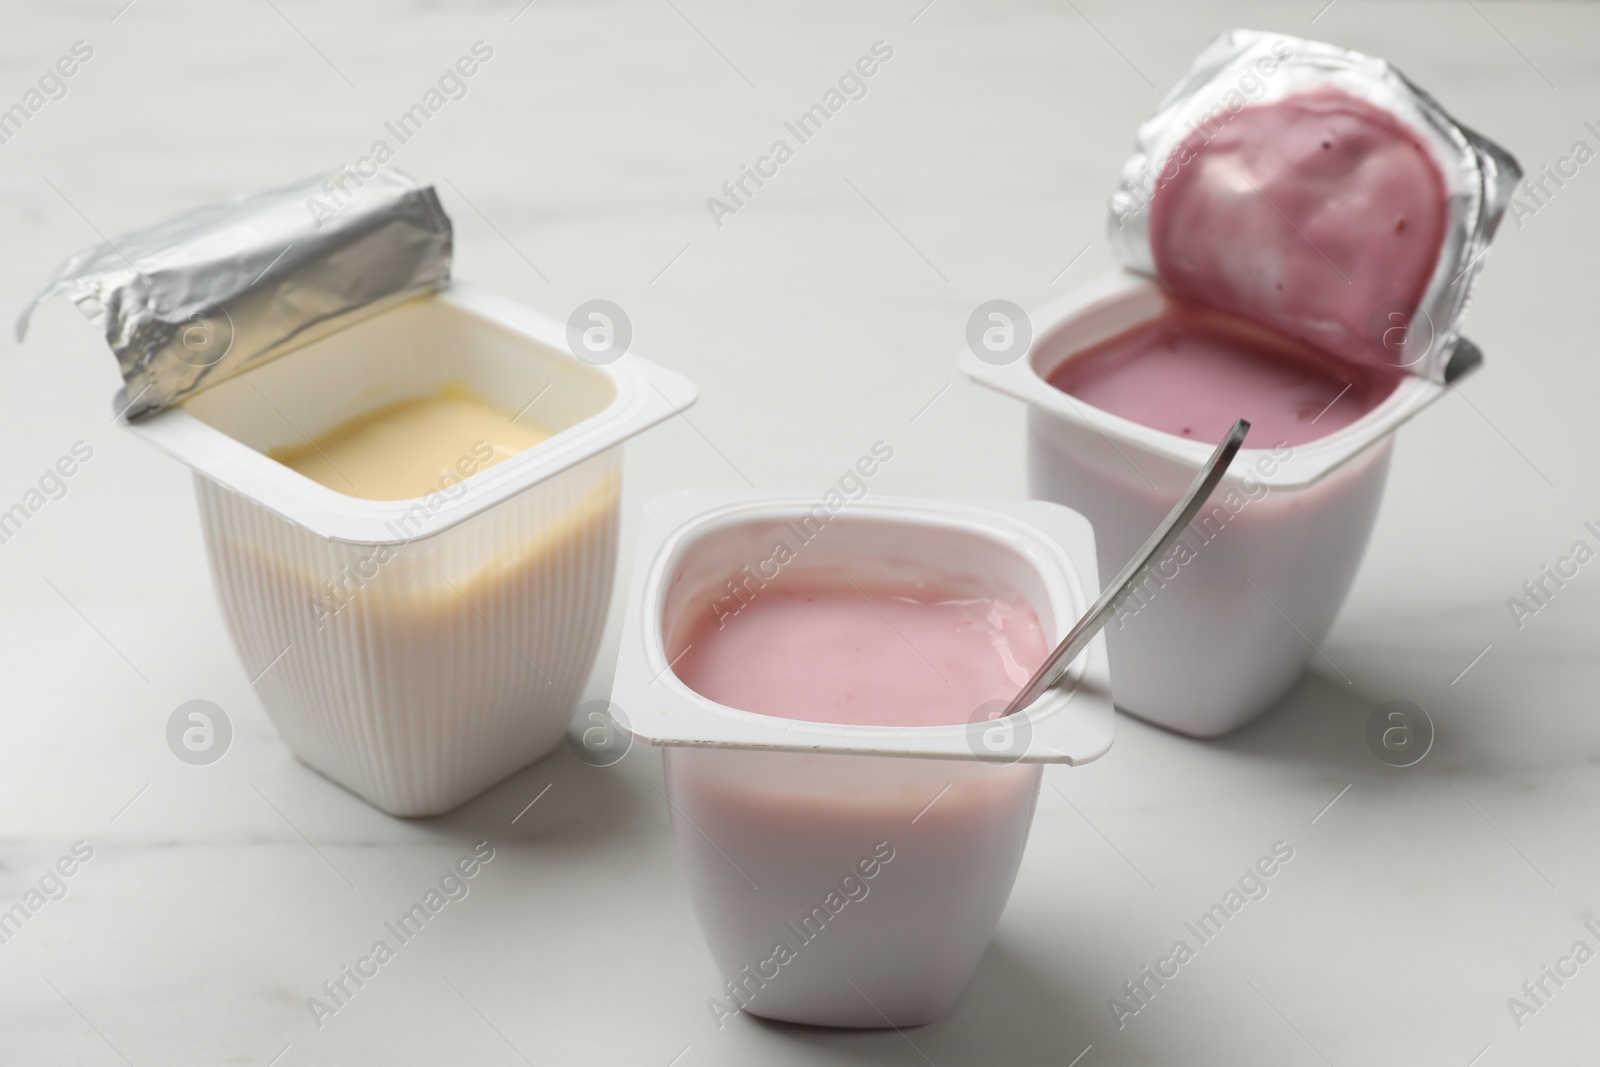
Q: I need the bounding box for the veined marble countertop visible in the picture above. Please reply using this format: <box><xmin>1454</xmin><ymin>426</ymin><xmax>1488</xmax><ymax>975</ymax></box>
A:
<box><xmin>2</xmin><ymin>2</ymin><xmax>1598</xmax><ymax>1064</ymax></box>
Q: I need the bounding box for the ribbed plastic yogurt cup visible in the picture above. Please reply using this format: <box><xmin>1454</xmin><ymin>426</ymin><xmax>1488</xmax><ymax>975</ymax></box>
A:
<box><xmin>127</xmin><ymin>282</ymin><xmax>697</xmax><ymax>816</ymax></box>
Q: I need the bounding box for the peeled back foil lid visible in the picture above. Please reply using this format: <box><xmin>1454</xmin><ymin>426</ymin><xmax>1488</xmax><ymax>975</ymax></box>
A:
<box><xmin>16</xmin><ymin>168</ymin><xmax>452</xmax><ymax>421</ymax></box>
<box><xmin>1106</xmin><ymin>30</ymin><xmax>1522</xmax><ymax>383</ymax></box>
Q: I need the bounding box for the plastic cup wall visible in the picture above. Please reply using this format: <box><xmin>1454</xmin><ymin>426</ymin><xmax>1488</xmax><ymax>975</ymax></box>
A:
<box><xmin>654</xmin><ymin>511</ymin><xmax>1052</xmax><ymax>1027</ymax></box>
<box><xmin>198</xmin><ymin>450</ymin><xmax>620</xmax><ymax>816</ymax></box>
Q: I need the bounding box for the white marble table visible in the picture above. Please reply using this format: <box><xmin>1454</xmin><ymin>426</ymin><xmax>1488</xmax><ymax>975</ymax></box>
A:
<box><xmin>3</xmin><ymin>1</ymin><xmax>1597</xmax><ymax>1063</ymax></box>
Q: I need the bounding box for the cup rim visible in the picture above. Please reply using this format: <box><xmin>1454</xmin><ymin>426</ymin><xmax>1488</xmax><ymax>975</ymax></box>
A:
<box><xmin>611</xmin><ymin>489</ymin><xmax>1116</xmax><ymax>765</ymax></box>
<box><xmin>958</xmin><ymin>269</ymin><xmax>1452</xmax><ymax>491</ymax></box>
<box><xmin>119</xmin><ymin>281</ymin><xmax>698</xmax><ymax>545</ymax></box>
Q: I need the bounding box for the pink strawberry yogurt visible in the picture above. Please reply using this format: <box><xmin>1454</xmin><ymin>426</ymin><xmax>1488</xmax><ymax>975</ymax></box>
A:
<box><xmin>1045</xmin><ymin>297</ymin><xmax>1403</xmax><ymax>448</ymax></box>
<box><xmin>674</xmin><ymin>581</ymin><xmax>1049</xmax><ymax>726</ymax></box>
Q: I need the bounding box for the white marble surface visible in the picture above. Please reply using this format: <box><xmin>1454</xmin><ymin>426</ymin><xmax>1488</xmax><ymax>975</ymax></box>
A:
<box><xmin>3</xmin><ymin>1</ymin><xmax>1599</xmax><ymax>1063</ymax></box>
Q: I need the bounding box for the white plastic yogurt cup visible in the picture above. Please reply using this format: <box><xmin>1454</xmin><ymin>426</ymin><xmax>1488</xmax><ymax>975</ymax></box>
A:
<box><xmin>961</xmin><ymin>269</ymin><xmax>1456</xmax><ymax>737</ymax></box>
<box><xmin>613</xmin><ymin>490</ymin><xmax>1114</xmax><ymax>1027</ymax></box>
<box><xmin>124</xmin><ymin>282</ymin><xmax>697</xmax><ymax>816</ymax></box>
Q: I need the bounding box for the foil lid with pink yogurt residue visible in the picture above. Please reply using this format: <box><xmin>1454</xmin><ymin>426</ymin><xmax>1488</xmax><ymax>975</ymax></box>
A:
<box><xmin>1106</xmin><ymin>29</ymin><xmax>1522</xmax><ymax>384</ymax></box>
<box><xmin>15</xmin><ymin>168</ymin><xmax>452</xmax><ymax>422</ymax></box>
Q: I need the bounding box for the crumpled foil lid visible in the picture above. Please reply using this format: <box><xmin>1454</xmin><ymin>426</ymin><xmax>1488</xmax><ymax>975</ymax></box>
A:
<box><xmin>16</xmin><ymin>168</ymin><xmax>452</xmax><ymax>421</ymax></box>
<box><xmin>1106</xmin><ymin>29</ymin><xmax>1521</xmax><ymax>383</ymax></box>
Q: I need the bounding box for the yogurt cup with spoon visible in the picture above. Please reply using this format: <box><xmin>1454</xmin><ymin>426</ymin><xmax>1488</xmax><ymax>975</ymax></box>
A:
<box><xmin>961</xmin><ymin>30</ymin><xmax>1521</xmax><ymax>737</ymax></box>
<box><xmin>611</xmin><ymin>425</ymin><xmax>1244</xmax><ymax>1027</ymax></box>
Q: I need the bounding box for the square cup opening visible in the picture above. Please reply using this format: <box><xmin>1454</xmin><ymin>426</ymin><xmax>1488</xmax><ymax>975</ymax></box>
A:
<box><xmin>182</xmin><ymin>292</ymin><xmax>616</xmax><ymax>472</ymax></box>
<box><xmin>614</xmin><ymin>491</ymin><xmax>1116</xmax><ymax>765</ymax></box>
<box><xmin>659</xmin><ymin>511</ymin><xmax>1064</xmax><ymax>671</ymax></box>
<box><xmin>961</xmin><ymin>269</ymin><xmax>1451</xmax><ymax>492</ymax></box>
<box><xmin>123</xmin><ymin>282</ymin><xmax>697</xmax><ymax>544</ymax></box>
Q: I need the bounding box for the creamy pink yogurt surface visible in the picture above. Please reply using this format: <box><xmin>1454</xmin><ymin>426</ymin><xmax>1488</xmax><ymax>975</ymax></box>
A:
<box><xmin>1149</xmin><ymin>87</ymin><xmax>1448</xmax><ymax>368</ymax></box>
<box><xmin>673</xmin><ymin>581</ymin><xmax>1048</xmax><ymax>727</ymax></box>
<box><xmin>1047</xmin><ymin>298</ymin><xmax>1402</xmax><ymax>447</ymax></box>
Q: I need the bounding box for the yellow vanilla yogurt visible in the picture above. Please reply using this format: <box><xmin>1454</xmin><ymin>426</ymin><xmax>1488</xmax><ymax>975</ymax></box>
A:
<box><xmin>269</xmin><ymin>383</ymin><xmax>549</xmax><ymax>501</ymax></box>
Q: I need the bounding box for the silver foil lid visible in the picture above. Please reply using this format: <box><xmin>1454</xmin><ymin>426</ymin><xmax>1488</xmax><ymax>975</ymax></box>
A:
<box><xmin>1106</xmin><ymin>30</ymin><xmax>1521</xmax><ymax>383</ymax></box>
<box><xmin>16</xmin><ymin>168</ymin><xmax>452</xmax><ymax>421</ymax></box>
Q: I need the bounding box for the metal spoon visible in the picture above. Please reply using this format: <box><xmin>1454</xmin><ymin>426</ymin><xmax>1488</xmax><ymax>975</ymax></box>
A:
<box><xmin>1001</xmin><ymin>417</ymin><xmax>1251</xmax><ymax>716</ymax></box>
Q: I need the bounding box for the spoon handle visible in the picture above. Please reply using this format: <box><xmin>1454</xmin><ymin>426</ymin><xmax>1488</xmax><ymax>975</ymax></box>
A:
<box><xmin>1001</xmin><ymin>418</ymin><xmax>1251</xmax><ymax>716</ymax></box>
